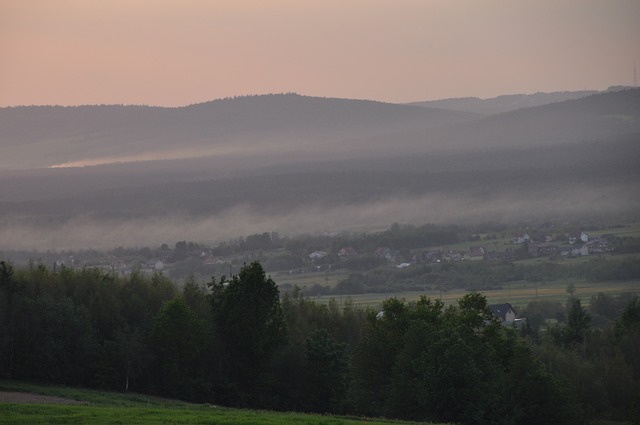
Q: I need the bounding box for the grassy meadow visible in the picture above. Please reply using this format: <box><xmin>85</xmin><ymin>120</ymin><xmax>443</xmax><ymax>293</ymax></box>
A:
<box><xmin>276</xmin><ymin>269</ymin><xmax>349</xmax><ymax>289</ymax></box>
<box><xmin>309</xmin><ymin>279</ymin><xmax>640</xmax><ymax>311</ymax></box>
<box><xmin>0</xmin><ymin>381</ymin><xmax>434</xmax><ymax>425</ymax></box>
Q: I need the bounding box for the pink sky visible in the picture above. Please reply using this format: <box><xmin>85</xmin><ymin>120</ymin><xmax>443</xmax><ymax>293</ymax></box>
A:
<box><xmin>1</xmin><ymin>0</ymin><xmax>639</xmax><ymax>107</ymax></box>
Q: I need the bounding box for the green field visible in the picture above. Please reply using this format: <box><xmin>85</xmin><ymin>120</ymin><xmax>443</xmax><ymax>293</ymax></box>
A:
<box><xmin>0</xmin><ymin>381</ymin><xmax>435</xmax><ymax>425</ymax></box>
<box><xmin>590</xmin><ymin>222</ymin><xmax>640</xmax><ymax>238</ymax></box>
<box><xmin>275</xmin><ymin>269</ymin><xmax>349</xmax><ymax>289</ymax></box>
<box><xmin>309</xmin><ymin>279</ymin><xmax>640</xmax><ymax>311</ymax></box>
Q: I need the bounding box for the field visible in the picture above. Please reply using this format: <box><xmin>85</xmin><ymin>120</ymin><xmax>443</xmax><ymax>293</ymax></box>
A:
<box><xmin>273</xmin><ymin>221</ymin><xmax>640</xmax><ymax>311</ymax></box>
<box><xmin>308</xmin><ymin>279</ymin><xmax>640</xmax><ymax>311</ymax></box>
<box><xmin>276</xmin><ymin>269</ymin><xmax>350</xmax><ymax>289</ymax></box>
<box><xmin>0</xmin><ymin>381</ymin><xmax>434</xmax><ymax>425</ymax></box>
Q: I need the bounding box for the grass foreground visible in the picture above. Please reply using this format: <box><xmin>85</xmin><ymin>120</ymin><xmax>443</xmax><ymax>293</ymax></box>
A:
<box><xmin>0</xmin><ymin>381</ymin><xmax>438</xmax><ymax>425</ymax></box>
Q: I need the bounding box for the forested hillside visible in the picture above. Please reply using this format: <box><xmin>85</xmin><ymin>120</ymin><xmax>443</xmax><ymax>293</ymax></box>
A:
<box><xmin>0</xmin><ymin>90</ymin><xmax>638</xmax><ymax>251</ymax></box>
<box><xmin>1</xmin><ymin>260</ymin><xmax>638</xmax><ymax>424</ymax></box>
<box><xmin>409</xmin><ymin>89</ymin><xmax>599</xmax><ymax>115</ymax></box>
<box><xmin>2</xmin><ymin>90</ymin><xmax>638</xmax><ymax>170</ymax></box>
<box><xmin>0</xmin><ymin>94</ymin><xmax>478</xmax><ymax>170</ymax></box>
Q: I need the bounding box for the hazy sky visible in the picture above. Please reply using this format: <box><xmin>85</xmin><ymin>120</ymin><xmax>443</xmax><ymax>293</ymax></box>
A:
<box><xmin>2</xmin><ymin>0</ymin><xmax>639</xmax><ymax>107</ymax></box>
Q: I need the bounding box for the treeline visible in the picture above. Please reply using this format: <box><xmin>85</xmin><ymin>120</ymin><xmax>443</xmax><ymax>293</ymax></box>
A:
<box><xmin>1</xmin><ymin>260</ymin><xmax>639</xmax><ymax>423</ymax></box>
<box><xmin>525</xmin><ymin>296</ymin><xmax>640</xmax><ymax>422</ymax></box>
<box><xmin>211</xmin><ymin>223</ymin><xmax>467</xmax><ymax>257</ymax></box>
<box><xmin>305</xmin><ymin>255</ymin><xmax>640</xmax><ymax>296</ymax></box>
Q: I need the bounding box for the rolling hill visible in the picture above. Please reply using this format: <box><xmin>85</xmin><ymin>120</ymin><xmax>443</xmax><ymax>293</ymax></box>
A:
<box><xmin>408</xmin><ymin>89</ymin><xmax>600</xmax><ymax>115</ymax></box>
<box><xmin>0</xmin><ymin>89</ymin><xmax>638</xmax><ymax>250</ymax></box>
<box><xmin>0</xmin><ymin>94</ymin><xmax>479</xmax><ymax>170</ymax></box>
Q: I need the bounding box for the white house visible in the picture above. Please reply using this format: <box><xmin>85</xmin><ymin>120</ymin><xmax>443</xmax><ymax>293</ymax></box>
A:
<box><xmin>512</xmin><ymin>233</ymin><xmax>530</xmax><ymax>244</ymax></box>
<box><xmin>489</xmin><ymin>303</ymin><xmax>517</xmax><ymax>325</ymax></box>
<box><xmin>569</xmin><ymin>231</ymin><xmax>589</xmax><ymax>245</ymax></box>
<box><xmin>309</xmin><ymin>250</ymin><xmax>328</xmax><ymax>261</ymax></box>
<box><xmin>571</xmin><ymin>244</ymin><xmax>589</xmax><ymax>256</ymax></box>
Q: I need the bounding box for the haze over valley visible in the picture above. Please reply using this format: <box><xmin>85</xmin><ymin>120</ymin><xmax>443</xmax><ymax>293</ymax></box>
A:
<box><xmin>1</xmin><ymin>88</ymin><xmax>638</xmax><ymax>251</ymax></box>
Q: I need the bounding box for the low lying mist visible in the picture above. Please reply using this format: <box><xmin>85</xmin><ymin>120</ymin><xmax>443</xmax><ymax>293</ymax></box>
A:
<box><xmin>2</xmin><ymin>182</ymin><xmax>637</xmax><ymax>251</ymax></box>
<box><xmin>2</xmin><ymin>91</ymin><xmax>638</xmax><ymax>258</ymax></box>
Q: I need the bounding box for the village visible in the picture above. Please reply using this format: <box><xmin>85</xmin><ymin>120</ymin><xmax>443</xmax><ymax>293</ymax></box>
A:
<box><xmin>4</xmin><ymin>223</ymin><xmax>622</xmax><ymax>290</ymax></box>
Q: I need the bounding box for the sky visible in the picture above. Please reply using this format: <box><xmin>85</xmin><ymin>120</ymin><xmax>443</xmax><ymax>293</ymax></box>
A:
<box><xmin>1</xmin><ymin>0</ymin><xmax>639</xmax><ymax>107</ymax></box>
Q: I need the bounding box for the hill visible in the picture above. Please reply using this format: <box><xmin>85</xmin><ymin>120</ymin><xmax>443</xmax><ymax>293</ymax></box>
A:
<box><xmin>4</xmin><ymin>89</ymin><xmax>638</xmax><ymax>172</ymax></box>
<box><xmin>0</xmin><ymin>90</ymin><xmax>638</xmax><ymax>250</ymax></box>
<box><xmin>408</xmin><ymin>89</ymin><xmax>600</xmax><ymax>115</ymax></box>
<box><xmin>0</xmin><ymin>381</ymin><xmax>421</xmax><ymax>425</ymax></box>
<box><xmin>0</xmin><ymin>93</ymin><xmax>479</xmax><ymax>170</ymax></box>
<box><xmin>398</xmin><ymin>88</ymin><xmax>640</xmax><ymax>151</ymax></box>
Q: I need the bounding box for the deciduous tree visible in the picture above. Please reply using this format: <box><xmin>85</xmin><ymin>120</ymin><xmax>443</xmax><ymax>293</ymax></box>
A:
<box><xmin>209</xmin><ymin>261</ymin><xmax>286</xmax><ymax>406</ymax></box>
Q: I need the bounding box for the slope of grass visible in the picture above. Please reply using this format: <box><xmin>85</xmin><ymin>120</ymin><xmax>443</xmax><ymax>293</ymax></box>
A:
<box><xmin>1</xmin><ymin>404</ymin><xmax>428</xmax><ymax>425</ymax></box>
<box><xmin>0</xmin><ymin>381</ymin><xmax>436</xmax><ymax>425</ymax></box>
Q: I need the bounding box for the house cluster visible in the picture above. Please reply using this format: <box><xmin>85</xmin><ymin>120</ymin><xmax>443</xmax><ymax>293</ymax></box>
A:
<box><xmin>51</xmin><ymin>225</ymin><xmax>618</xmax><ymax>281</ymax></box>
<box><xmin>311</xmin><ymin>227</ymin><xmax>617</xmax><ymax>271</ymax></box>
<box><xmin>308</xmin><ymin>244</ymin><xmax>492</xmax><ymax>269</ymax></box>
<box><xmin>512</xmin><ymin>230</ymin><xmax>614</xmax><ymax>258</ymax></box>
<box><xmin>52</xmin><ymin>254</ymin><xmax>168</xmax><ymax>276</ymax></box>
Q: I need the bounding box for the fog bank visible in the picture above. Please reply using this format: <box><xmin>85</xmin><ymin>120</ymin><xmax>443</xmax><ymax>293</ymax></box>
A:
<box><xmin>2</xmin><ymin>183</ymin><xmax>637</xmax><ymax>251</ymax></box>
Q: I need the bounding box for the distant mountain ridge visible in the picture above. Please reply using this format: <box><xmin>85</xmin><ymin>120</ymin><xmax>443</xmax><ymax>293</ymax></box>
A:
<box><xmin>0</xmin><ymin>93</ymin><xmax>478</xmax><ymax>170</ymax></box>
<box><xmin>430</xmin><ymin>88</ymin><xmax>640</xmax><ymax>149</ymax></box>
<box><xmin>0</xmin><ymin>89</ymin><xmax>639</xmax><ymax>250</ymax></box>
<box><xmin>1</xmin><ymin>90</ymin><xmax>639</xmax><ymax>171</ymax></box>
<box><xmin>409</xmin><ymin>89</ymin><xmax>602</xmax><ymax>115</ymax></box>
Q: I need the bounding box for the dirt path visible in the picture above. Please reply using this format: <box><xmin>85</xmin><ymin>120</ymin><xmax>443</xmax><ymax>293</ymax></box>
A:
<box><xmin>0</xmin><ymin>391</ymin><xmax>87</xmax><ymax>404</ymax></box>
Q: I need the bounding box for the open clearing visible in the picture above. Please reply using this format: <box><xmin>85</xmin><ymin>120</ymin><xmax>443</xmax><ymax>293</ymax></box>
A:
<box><xmin>0</xmin><ymin>382</ymin><xmax>429</xmax><ymax>425</ymax></box>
